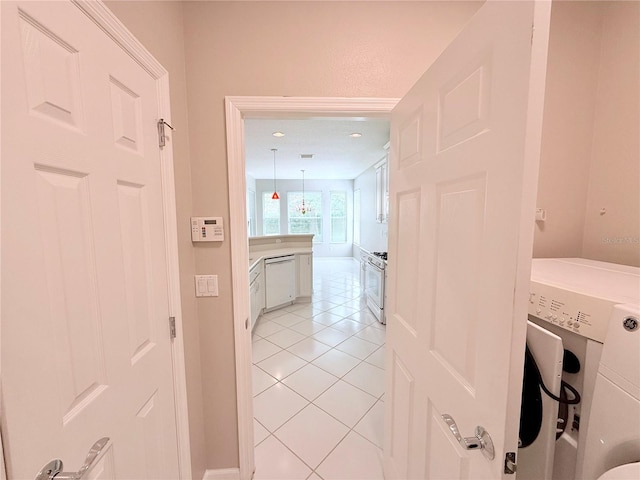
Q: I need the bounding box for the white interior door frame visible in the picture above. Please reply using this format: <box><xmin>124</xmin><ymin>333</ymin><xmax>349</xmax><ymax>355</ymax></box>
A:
<box><xmin>1</xmin><ymin>3</ymin><xmax>5</xmax><ymax>475</ymax></box>
<box><xmin>1</xmin><ymin>0</ymin><xmax>6</xmax><ymax>476</ymax></box>
<box><xmin>225</xmin><ymin>96</ymin><xmax>399</xmax><ymax>479</ymax></box>
<box><xmin>0</xmin><ymin>2</ymin><xmax>192</xmax><ymax>478</ymax></box>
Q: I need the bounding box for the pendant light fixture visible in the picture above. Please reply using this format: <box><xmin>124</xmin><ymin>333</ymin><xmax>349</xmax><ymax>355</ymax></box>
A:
<box><xmin>271</xmin><ymin>148</ymin><xmax>279</xmax><ymax>200</ymax></box>
<box><xmin>296</xmin><ymin>169</ymin><xmax>311</xmax><ymax>215</ymax></box>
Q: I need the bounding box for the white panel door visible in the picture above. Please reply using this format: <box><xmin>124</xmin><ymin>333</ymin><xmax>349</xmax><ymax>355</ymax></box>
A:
<box><xmin>384</xmin><ymin>1</ymin><xmax>551</xmax><ymax>478</ymax></box>
<box><xmin>1</xmin><ymin>2</ymin><xmax>180</xmax><ymax>479</ymax></box>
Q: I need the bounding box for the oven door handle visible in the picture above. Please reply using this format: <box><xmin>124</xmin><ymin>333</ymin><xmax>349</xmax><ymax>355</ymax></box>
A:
<box><xmin>367</xmin><ymin>260</ymin><xmax>383</xmax><ymax>271</ymax></box>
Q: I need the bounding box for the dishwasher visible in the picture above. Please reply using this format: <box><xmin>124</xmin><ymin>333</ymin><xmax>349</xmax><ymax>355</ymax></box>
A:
<box><xmin>264</xmin><ymin>255</ymin><xmax>296</xmax><ymax>311</ymax></box>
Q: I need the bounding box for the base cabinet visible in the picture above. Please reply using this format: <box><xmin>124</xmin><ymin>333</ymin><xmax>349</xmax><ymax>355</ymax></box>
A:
<box><xmin>296</xmin><ymin>253</ymin><xmax>313</xmax><ymax>298</ymax></box>
<box><xmin>249</xmin><ymin>275</ymin><xmax>262</xmax><ymax>329</ymax></box>
<box><xmin>249</xmin><ymin>263</ymin><xmax>264</xmax><ymax>330</ymax></box>
<box><xmin>250</xmin><ymin>252</ymin><xmax>313</xmax><ymax>326</ymax></box>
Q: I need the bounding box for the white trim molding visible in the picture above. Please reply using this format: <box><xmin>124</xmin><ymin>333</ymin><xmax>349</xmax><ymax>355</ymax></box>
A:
<box><xmin>202</xmin><ymin>468</ymin><xmax>241</xmax><ymax>480</ymax></box>
<box><xmin>74</xmin><ymin>2</ymin><xmax>192</xmax><ymax>478</ymax></box>
<box><xmin>224</xmin><ymin>96</ymin><xmax>399</xmax><ymax>480</ymax></box>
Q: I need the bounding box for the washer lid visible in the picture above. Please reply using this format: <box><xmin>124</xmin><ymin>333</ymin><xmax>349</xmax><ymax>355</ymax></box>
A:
<box><xmin>531</xmin><ymin>258</ymin><xmax>640</xmax><ymax>305</ymax></box>
<box><xmin>597</xmin><ymin>462</ymin><xmax>640</xmax><ymax>480</ymax></box>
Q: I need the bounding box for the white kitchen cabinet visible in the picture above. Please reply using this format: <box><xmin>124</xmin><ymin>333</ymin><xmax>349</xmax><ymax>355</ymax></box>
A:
<box><xmin>264</xmin><ymin>255</ymin><xmax>296</xmax><ymax>310</ymax></box>
<box><xmin>296</xmin><ymin>253</ymin><xmax>313</xmax><ymax>298</ymax></box>
<box><xmin>375</xmin><ymin>142</ymin><xmax>390</xmax><ymax>223</ymax></box>
<box><xmin>375</xmin><ymin>162</ymin><xmax>384</xmax><ymax>223</ymax></box>
<box><xmin>249</xmin><ymin>261</ymin><xmax>264</xmax><ymax>329</ymax></box>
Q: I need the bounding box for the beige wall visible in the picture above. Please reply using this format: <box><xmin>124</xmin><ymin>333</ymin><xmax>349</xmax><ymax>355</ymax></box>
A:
<box><xmin>103</xmin><ymin>0</ymin><xmax>640</xmax><ymax>472</ymax></box>
<box><xmin>534</xmin><ymin>1</ymin><xmax>640</xmax><ymax>266</ymax></box>
<box><xmin>181</xmin><ymin>0</ymin><xmax>481</xmax><ymax>469</ymax></box>
<box><xmin>533</xmin><ymin>1</ymin><xmax>602</xmax><ymax>258</ymax></box>
<box><xmin>582</xmin><ymin>1</ymin><xmax>640</xmax><ymax>266</ymax></box>
<box><xmin>104</xmin><ymin>2</ymin><xmax>207</xmax><ymax>478</ymax></box>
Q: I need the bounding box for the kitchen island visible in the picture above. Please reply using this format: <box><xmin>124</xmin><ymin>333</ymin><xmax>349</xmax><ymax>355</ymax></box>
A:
<box><xmin>248</xmin><ymin>234</ymin><xmax>313</xmax><ymax>330</ymax></box>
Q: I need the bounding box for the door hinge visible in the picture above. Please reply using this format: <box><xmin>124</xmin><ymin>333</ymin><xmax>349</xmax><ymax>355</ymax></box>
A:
<box><xmin>504</xmin><ymin>452</ymin><xmax>517</xmax><ymax>475</ymax></box>
<box><xmin>157</xmin><ymin>118</ymin><xmax>174</xmax><ymax>148</ymax></box>
<box><xmin>169</xmin><ymin>316</ymin><xmax>177</xmax><ymax>339</ymax></box>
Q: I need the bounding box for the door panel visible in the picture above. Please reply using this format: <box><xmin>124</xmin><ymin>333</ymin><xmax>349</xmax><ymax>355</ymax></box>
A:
<box><xmin>34</xmin><ymin>166</ymin><xmax>108</xmax><ymax>421</ymax></box>
<box><xmin>398</xmin><ymin>110</ymin><xmax>422</xmax><ymax>168</ymax></box>
<box><xmin>394</xmin><ymin>190</ymin><xmax>420</xmax><ymax>333</ymax></box>
<box><xmin>118</xmin><ymin>182</ymin><xmax>156</xmax><ymax>364</ymax></box>
<box><xmin>2</xmin><ymin>2</ymin><xmax>180</xmax><ymax>478</ymax></box>
<box><xmin>427</xmin><ymin>405</ymin><xmax>469</xmax><ymax>480</ymax></box>
<box><xmin>431</xmin><ymin>175</ymin><xmax>485</xmax><ymax>389</ymax></box>
<box><xmin>384</xmin><ymin>1</ymin><xmax>551</xmax><ymax>478</ymax></box>
<box><xmin>86</xmin><ymin>445</ymin><xmax>116</xmax><ymax>480</ymax></box>
<box><xmin>388</xmin><ymin>353</ymin><xmax>414</xmax><ymax>480</ymax></box>
<box><xmin>132</xmin><ymin>392</ymin><xmax>164</xmax><ymax>479</ymax></box>
<box><xmin>18</xmin><ymin>10</ymin><xmax>84</xmax><ymax>130</ymax></box>
<box><xmin>109</xmin><ymin>77</ymin><xmax>144</xmax><ymax>154</ymax></box>
<box><xmin>437</xmin><ymin>59</ymin><xmax>491</xmax><ymax>152</ymax></box>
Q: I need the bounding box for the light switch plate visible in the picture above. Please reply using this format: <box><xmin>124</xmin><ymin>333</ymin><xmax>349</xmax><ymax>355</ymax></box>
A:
<box><xmin>195</xmin><ymin>274</ymin><xmax>218</xmax><ymax>297</ymax></box>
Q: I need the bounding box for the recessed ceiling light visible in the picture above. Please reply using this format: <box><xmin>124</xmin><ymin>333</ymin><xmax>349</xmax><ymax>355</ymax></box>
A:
<box><xmin>272</xmin><ymin>131</ymin><xmax>285</xmax><ymax>137</ymax></box>
<box><xmin>349</xmin><ymin>132</ymin><xmax>362</xmax><ymax>138</ymax></box>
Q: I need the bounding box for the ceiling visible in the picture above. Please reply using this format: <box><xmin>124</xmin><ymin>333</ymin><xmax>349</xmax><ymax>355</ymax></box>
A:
<box><xmin>244</xmin><ymin>117</ymin><xmax>390</xmax><ymax>180</ymax></box>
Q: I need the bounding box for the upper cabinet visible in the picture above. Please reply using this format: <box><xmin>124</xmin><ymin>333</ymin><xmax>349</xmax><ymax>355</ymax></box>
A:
<box><xmin>375</xmin><ymin>142</ymin><xmax>390</xmax><ymax>223</ymax></box>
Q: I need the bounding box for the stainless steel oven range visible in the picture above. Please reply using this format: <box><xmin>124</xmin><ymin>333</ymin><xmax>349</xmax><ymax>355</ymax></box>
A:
<box><xmin>363</xmin><ymin>251</ymin><xmax>387</xmax><ymax>324</ymax></box>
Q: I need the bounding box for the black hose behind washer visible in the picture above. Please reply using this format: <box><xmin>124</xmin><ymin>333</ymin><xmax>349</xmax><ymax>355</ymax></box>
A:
<box><xmin>519</xmin><ymin>344</ymin><xmax>582</xmax><ymax>447</ymax></box>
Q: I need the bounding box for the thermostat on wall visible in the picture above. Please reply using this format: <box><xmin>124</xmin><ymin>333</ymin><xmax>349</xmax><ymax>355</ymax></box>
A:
<box><xmin>191</xmin><ymin>217</ymin><xmax>224</xmax><ymax>242</ymax></box>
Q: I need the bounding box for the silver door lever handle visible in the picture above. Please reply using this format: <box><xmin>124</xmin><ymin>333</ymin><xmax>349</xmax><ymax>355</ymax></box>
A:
<box><xmin>35</xmin><ymin>437</ymin><xmax>110</xmax><ymax>480</ymax></box>
<box><xmin>442</xmin><ymin>414</ymin><xmax>495</xmax><ymax>460</ymax></box>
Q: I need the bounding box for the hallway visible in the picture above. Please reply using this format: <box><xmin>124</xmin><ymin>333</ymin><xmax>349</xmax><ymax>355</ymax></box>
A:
<box><xmin>251</xmin><ymin>257</ymin><xmax>386</xmax><ymax>479</ymax></box>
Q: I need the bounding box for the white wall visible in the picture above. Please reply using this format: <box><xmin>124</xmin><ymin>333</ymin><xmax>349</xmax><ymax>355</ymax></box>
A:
<box><xmin>246</xmin><ymin>174</ymin><xmax>256</xmax><ymax>193</ymax></box>
<box><xmin>581</xmin><ymin>1</ymin><xmax>639</xmax><ymax>266</ymax></box>
<box><xmin>533</xmin><ymin>1</ymin><xmax>639</xmax><ymax>267</ymax></box>
<box><xmin>354</xmin><ymin>166</ymin><xmax>388</xmax><ymax>254</ymax></box>
<box><xmin>533</xmin><ymin>1</ymin><xmax>601</xmax><ymax>259</ymax></box>
<box><xmin>246</xmin><ymin>174</ymin><xmax>257</xmax><ymax>236</ymax></box>
<box><xmin>255</xmin><ymin>178</ymin><xmax>354</xmax><ymax>257</ymax></box>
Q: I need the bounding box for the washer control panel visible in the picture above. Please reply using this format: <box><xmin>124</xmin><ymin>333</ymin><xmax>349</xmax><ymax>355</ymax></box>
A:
<box><xmin>528</xmin><ymin>280</ymin><xmax>615</xmax><ymax>343</ymax></box>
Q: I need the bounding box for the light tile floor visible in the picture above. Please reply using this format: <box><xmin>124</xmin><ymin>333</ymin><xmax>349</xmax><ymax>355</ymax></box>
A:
<box><xmin>252</xmin><ymin>258</ymin><xmax>385</xmax><ymax>480</ymax></box>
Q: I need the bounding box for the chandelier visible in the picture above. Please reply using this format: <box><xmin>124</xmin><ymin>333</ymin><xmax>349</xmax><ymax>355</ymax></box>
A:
<box><xmin>296</xmin><ymin>169</ymin><xmax>311</xmax><ymax>215</ymax></box>
<box><xmin>271</xmin><ymin>148</ymin><xmax>279</xmax><ymax>200</ymax></box>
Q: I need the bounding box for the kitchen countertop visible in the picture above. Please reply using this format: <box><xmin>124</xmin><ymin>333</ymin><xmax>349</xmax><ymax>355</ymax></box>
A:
<box><xmin>249</xmin><ymin>247</ymin><xmax>313</xmax><ymax>271</ymax></box>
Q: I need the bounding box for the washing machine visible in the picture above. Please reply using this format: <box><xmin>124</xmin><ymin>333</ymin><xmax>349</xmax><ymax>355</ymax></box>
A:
<box><xmin>518</xmin><ymin>258</ymin><xmax>640</xmax><ymax>480</ymax></box>
<box><xmin>579</xmin><ymin>304</ymin><xmax>640</xmax><ymax>480</ymax></box>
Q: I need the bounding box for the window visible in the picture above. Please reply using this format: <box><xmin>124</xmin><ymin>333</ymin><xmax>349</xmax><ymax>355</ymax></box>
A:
<box><xmin>330</xmin><ymin>191</ymin><xmax>347</xmax><ymax>243</ymax></box>
<box><xmin>262</xmin><ymin>192</ymin><xmax>280</xmax><ymax>235</ymax></box>
<box><xmin>353</xmin><ymin>189</ymin><xmax>361</xmax><ymax>245</ymax></box>
<box><xmin>287</xmin><ymin>191</ymin><xmax>322</xmax><ymax>241</ymax></box>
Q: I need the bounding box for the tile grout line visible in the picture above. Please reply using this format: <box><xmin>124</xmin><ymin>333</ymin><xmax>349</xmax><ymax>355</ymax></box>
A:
<box><xmin>253</xmin><ymin>340</ymin><xmax>385</xmax><ymax>450</ymax></box>
<box><xmin>254</xmin><ymin>331</ymin><xmax>384</xmax><ymax>399</ymax></box>
<box><xmin>253</xmin><ymin>259</ymin><xmax>385</xmax><ymax>479</ymax></box>
<box><xmin>255</xmin><ymin>378</ymin><xmax>384</xmax><ymax>475</ymax></box>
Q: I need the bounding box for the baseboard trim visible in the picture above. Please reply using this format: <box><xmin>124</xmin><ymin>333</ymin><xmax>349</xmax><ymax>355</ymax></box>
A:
<box><xmin>202</xmin><ymin>468</ymin><xmax>241</xmax><ymax>480</ymax></box>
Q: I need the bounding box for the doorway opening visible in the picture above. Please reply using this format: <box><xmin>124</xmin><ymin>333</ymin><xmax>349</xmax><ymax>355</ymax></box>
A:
<box><xmin>225</xmin><ymin>97</ymin><xmax>398</xmax><ymax>478</ymax></box>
